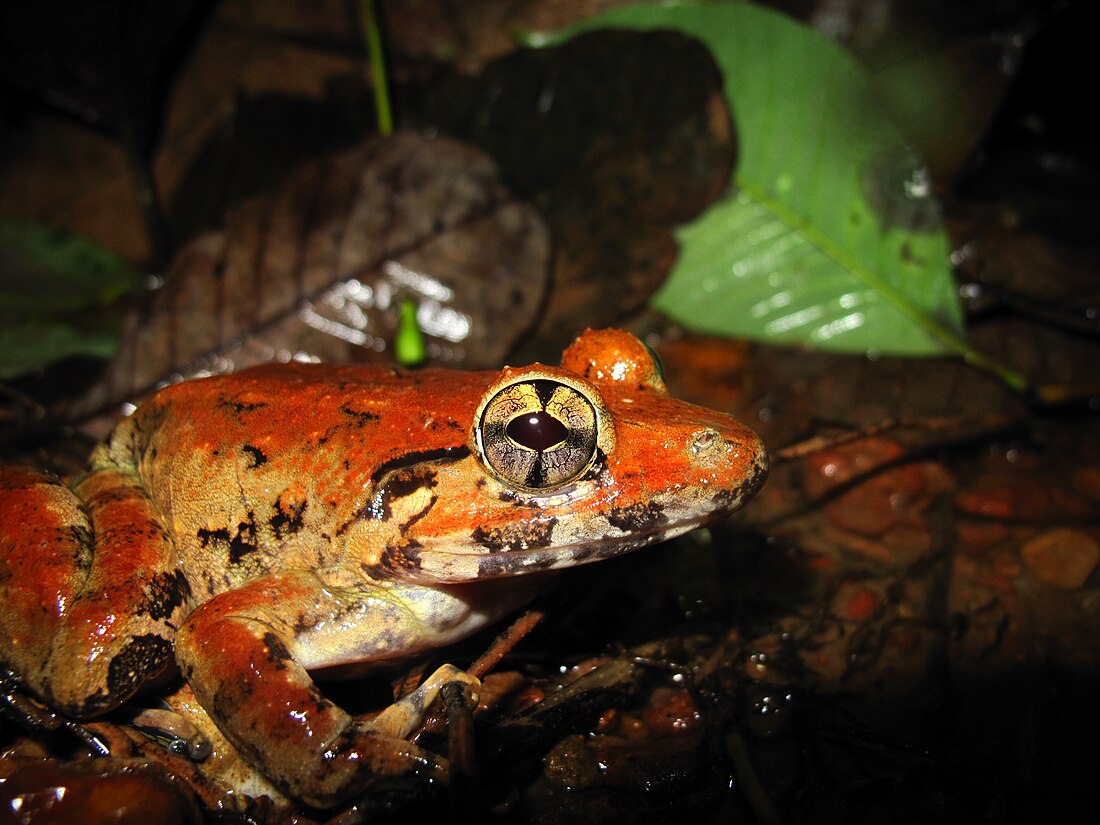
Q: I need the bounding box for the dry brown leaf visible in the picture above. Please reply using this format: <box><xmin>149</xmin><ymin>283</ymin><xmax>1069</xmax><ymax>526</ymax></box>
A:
<box><xmin>74</xmin><ymin>133</ymin><xmax>549</xmax><ymax>423</ymax></box>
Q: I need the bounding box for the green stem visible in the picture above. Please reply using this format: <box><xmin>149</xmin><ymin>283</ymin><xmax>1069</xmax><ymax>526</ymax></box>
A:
<box><xmin>361</xmin><ymin>0</ymin><xmax>393</xmax><ymax>135</ymax></box>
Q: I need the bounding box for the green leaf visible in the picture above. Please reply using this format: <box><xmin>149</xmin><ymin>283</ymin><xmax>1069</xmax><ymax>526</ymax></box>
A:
<box><xmin>543</xmin><ymin>3</ymin><xmax>1014</xmax><ymax>372</ymax></box>
<box><xmin>0</xmin><ymin>219</ymin><xmax>139</xmax><ymax>378</ymax></box>
<box><xmin>0</xmin><ymin>321</ymin><xmax>119</xmax><ymax>381</ymax></box>
<box><xmin>0</xmin><ymin>218</ymin><xmax>140</xmax><ymax>315</ymax></box>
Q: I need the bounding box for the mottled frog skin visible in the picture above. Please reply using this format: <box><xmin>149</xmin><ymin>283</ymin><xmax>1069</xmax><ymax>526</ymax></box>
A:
<box><xmin>0</xmin><ymin>329</ymin><xmax>766</xmax><ymax>807</ymax></box>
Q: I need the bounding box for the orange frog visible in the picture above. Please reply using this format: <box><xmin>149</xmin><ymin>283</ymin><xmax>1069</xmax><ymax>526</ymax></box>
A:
<box><xmin>0</xmin><ymin>329</ymin><xmax>766</xmax><ymax>807</ymax></box>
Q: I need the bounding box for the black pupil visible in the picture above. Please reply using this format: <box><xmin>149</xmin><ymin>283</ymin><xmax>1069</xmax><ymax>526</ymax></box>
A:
<box><xmin>506</xmin><ymin>411</ymin><xmax>568</xmax><ymax>452</ymax></box>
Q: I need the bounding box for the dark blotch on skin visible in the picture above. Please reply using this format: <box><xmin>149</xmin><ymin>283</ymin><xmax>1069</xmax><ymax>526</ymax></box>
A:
<box><xmin>472</xmin><ymin>518</ymin><xmax>556</xmax><ymax>552</ymax></box>
<box><xmin>494</xmin><ymin>488</ymin><xmax>541</xmax><ymax>509</ymax></box>
<box><xmin>243</xmin><ymin>445</ymin><xmax>268</xmax><ymax>468</ymax></box>
<box><xmin>606</xmin><ymin>502</ymin><xmax>667</xmax><ymax>533</ymax></box>
<box><xmin>142</xmin><ymin>569</ymin><xmax>191</xmax><ymax>621</ymax></box>
<box><xmin>379</xmin><ymin>541</ymin><xmax>423</xmax><ymax>574</ymax></box>
<box><xmin>369</xmin><ymin>446</ymin><xmax>470</xmax><ymax>486</ymax></box>
<box><xmin>745</xmin><ymin>460</ymin><xmax>769</xmax><ymax>499</ymax></box>
<box><xmin>584</xmin><ymin>449</ymin><xmax>610</xmax><ymax>488</ymax></box>
<box><xmin>229</xmin><ymin>515</ymin><xmax>259</xmax><ymax>564</ymax></box>
<box><xmin>711</xmin><ymin>488</ymin><xmax>735</xmax><ymax>511</ymax></box>
<box><xmin>292</xmin><ymin>613</ymin><xmax>316</xmax><ymax>635</ymax></box>
<box><xmin>198</xmin><ymin>513</ymin><xmax>259</xmax><ymax>565</ymax></box>
<box><xmin>270</xmin><ymin>496</ymin><xmax>308</xmax><ymax>539</ymax></box>
<box><xmin>340</xmin><ymin>405</ymin><xmax>380</xmax><ymax>426</ymax></box>
<box><xmin>714</xmin><ymin>460</ymin><xmax>768</xmax><ymax>511</ymax></box>
<box><xmin>262</xmin><ymin>632</ymin><xmax>293</xmax><ymax>668</ymax></box>
<box><xmin>107</xmin><ymin>634</ymin><xmax>174</xmax><ymax>702</ymax></box>
<box><xmin>196</xmin><ymin>526</ymin><xmax>231</xmax><ymax>547</ymax></box>
<box><xmin>221</xmin><ymin>399</ymin><xmax>268</xmax><ymax>415</ymax></box>
<box><xmin>359</xmin><ymin>562</ymin><xmax>388</xmax><ymax>582</ymax></box>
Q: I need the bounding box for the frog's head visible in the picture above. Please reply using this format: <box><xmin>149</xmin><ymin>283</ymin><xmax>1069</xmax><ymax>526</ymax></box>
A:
<box><xmin>372</xmin><ymin>329</ymin><xmax>767</xmax><ymax>583</ymax></box>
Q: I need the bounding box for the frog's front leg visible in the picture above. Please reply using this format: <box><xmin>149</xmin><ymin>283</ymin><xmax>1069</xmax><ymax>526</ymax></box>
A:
<box><xmin>0</xmin><ymin>465</ymin><xmax>187</xmax><ymax>716</ymax></box>
<box><xmin>174</xmin><ymin>571</ymin><xmax>480</xmax><ymax>808</ymax></box>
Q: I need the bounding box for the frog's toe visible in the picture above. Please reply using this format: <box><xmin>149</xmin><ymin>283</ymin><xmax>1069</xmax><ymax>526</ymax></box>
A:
<box><xmin>365</xmin><ymin>663</ymin><xmax>480</xmax><ymax>739</ymax></box>
<box><xmin>292</xmin><ymin>731</ymin><xmax>449</xmax><ymax>809</ymax></box>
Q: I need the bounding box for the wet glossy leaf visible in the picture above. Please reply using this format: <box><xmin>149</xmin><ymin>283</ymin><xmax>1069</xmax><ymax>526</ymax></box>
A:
<box><xmin>74</xmin><ymin>133</ymin><xmax>549</xmax><ymax>420</ymax></box>
<box><xmin>548</xmin><ymin>3</ymin><xmax>967</xmax><ymax>357</ymax></box>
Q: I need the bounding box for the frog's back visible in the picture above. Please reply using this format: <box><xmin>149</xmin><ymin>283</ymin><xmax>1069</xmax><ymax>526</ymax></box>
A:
<box><xmin>109</xmin><ymin>363</ymin><xmax>495</xmax><ymax>597</ymax></box>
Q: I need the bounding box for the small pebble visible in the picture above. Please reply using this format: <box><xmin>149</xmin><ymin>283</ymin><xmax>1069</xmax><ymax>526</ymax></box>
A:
<box><xmin>1020</xmin><ymin>528</ymin><xmax>1099</xmax><ymax>590</ymax></box>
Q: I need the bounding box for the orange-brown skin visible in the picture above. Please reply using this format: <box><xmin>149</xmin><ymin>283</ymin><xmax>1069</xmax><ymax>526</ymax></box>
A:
<box><xmin>0</xmin><ymin>329</ymin><xmax>766</xmax><ymax>807</ymax></box>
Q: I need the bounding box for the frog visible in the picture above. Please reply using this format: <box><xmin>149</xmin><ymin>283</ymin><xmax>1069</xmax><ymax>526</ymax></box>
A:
<box><xmin>0</xmin><ymin>328</ymin><xmax>767</xmax><ymax>808</ymax></box>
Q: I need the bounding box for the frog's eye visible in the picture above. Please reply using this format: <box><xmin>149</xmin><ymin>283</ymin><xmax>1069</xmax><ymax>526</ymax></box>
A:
<box><xmin>478</xmin><ymin>379</ymin><xmax>599</xmax><ymax>490</ymax></box>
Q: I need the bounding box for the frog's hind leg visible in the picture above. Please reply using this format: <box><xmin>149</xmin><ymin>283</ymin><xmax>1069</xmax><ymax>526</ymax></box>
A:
<box><xmin>175</xmin><ymin>572</ymin><xmax>479</xmax><ymax>808</ymax></box>
<box><xmin>0</xmin><ymin>465</ymin><xmax>187</xmax><ymax>717</ymax></box>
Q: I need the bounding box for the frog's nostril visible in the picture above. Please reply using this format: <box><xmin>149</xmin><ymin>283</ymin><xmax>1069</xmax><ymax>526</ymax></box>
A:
<box><xmin>691</xmin><ymin>428</ymin><xmax>722</xmax><ymax>455</ymax></box>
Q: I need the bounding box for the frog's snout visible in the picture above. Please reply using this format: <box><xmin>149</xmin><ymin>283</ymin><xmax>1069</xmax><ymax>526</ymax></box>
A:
<box><xmin>682</xmin><ymin>419</ymin><xmax>768</xmax><ymax>505</ymax></box>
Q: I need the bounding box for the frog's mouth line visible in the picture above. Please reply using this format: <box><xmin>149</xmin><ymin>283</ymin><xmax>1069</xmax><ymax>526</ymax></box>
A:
<box><xmin>408</xmin><ymin>512</ymin><xmax>721</xmax><ymax>584</ymax></box>
<box><xmin>460</xmin><ymin>453</ymin><xmax>770</xmax><ymax>581</ymax></box>
<box><xmin>400</xmin><ymin>451</ymin><xmax>769</xmax><ymax>584</ymax></box>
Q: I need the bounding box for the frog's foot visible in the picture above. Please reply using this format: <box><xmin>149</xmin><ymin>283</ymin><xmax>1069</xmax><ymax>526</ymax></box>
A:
<box><xmin>366</xmin><ymin>663</ymin><xmax>479</xmax><ymax>739</ymax></box>
<box><xmin>175</xmin><ymin>581</ymin><xmax>477</xmax><ymax>808</ymax></box>
<box><xmin>0</xmin><ymin>467</ymin><xmax>185</xmax><ymax>717</ymax></box>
